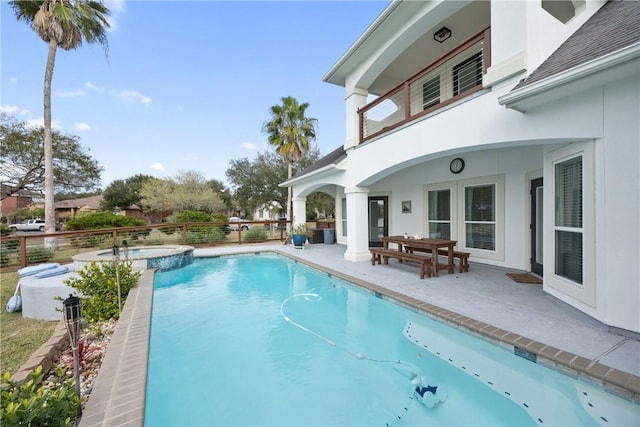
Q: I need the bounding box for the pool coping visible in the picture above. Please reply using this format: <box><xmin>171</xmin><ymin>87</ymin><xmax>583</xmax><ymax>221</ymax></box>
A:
<box><xmin>78</xmin><ymin>250</ymin><xmax>640</xmax><ymax>426</ymax></box>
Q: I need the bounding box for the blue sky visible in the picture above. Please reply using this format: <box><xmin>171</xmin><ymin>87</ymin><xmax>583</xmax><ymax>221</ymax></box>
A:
<box><xmin>1</xmin><ymin>0</ymin><xmax>388</xmax><ymax>188</ymax></box>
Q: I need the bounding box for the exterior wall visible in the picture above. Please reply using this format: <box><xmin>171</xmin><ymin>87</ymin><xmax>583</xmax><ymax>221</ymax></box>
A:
<box><xmin>0</xmin><ymin>195</ymin><xmax>33</xmax><ymax>218</ymax></box>
<box><xmin>541</xmin><ymin>75</ymin><xmax>640</xmax><ymax>333</ymax></box>
<box><xmin>366</xmin><ymin>146</ymin><xmax>545</xmax><ymax>271</ymax></box>
<box><xmin>523</xmin><ymin>0</ymin><xmax>605</xmax><ymax>74</ymax></box>
<box><xmin>289</xmin><ymin>0</ymin><xmax>638</xmax><ymax>333</ymax></box>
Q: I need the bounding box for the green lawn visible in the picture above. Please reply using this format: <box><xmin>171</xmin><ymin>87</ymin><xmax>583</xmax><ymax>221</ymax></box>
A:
<box><xmin>0</xmin><ymin>271</ymin><xmax>57</xmax><ymax>375</ymax></box>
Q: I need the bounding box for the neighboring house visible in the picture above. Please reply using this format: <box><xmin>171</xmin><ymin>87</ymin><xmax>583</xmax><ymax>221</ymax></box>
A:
<box><xmin>0</xmin><ymin>184</ymin><xmax>43</xmax><ymax>219</ymax></box>
<box><xmin>283</xmin><ymin>1</ymin><xmax>639</xmax><ymax>334</ymax></box>
<box><xmin>54</xmin><ymin>195</ymin><xmax>103</xmax><ymax>221</ymax></box>
<box><xmin>54</xmin><ymin>195</ymin><xmax>145</xmax><ymax>222</ymax></box>
<box><xmin>253</xmin><ymin>201</ymin><xmax>284</xmax><ymax>222</ymax></box>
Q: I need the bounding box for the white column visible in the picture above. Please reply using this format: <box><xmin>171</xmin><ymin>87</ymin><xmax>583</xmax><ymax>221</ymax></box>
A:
<box><xmin>344</xmin><ymin>186</ymin><xmax>371</xmax><ymax>262</ymax></box>
<box><xmin>292</xmin><ymin>196</ymin><xmax>307</xmax><ymax>228</ymax></box>
<box><xmin>344</xmin><ymin>87</ymin><xmax>368</xmax><ymax>151</ymax></box>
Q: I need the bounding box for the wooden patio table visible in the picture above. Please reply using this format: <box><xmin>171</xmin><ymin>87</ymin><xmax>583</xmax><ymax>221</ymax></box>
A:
<box><xmin>381</xmin><ymin>235</ymin><xmax>457</xmax><ymax>277</ymax></box>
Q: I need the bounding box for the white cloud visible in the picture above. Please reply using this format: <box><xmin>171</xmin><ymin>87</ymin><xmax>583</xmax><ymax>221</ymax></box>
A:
<box><xmin>23</xmin><ymin>118</ymin><xmax>62</xmax><ymax>130</ymax></box>
<box><xmin>119</xmin><ymin>91</ymin><xmax>151</xmax><ymax>105</ymax></box>
<box><xmin>150</xmin><ymin>162</ymin><xmax>165</xmax><ymax>172</ymax></box>
<box><xmin>105</xmin><ymin>0</ymin><xmax>125</xmax><ymax>13</ymax></box>
<box><xmin>0</xmin><ymin>105</ymin><xmax>20</xmax><ymax>114</ymax></box>
<box><xmin>25</xmin><ymin>118</ymin><xmax>43</xmax><ymax>128</ymax></box>
<box><xmin>85</xmin><ymin>82</ymin><xmax>104</xmax><ymax>91</ymax></box>
<box><xmin>242</xmin><ymin>141</ymin><xmax>258</xmax><ymax>151</ymax></box>
<box><xmin>74</xmin><ymin>122</ymin><xmax>92</xmax><ymax>131</ymax></box>
<box><xmin>104</xmin><ymin>0</ymin><xmax>125</xmax><ymax>32</ymax></box>
<box><xmin>56</xmin><ymin>89</ymin><xmax>85</xmax><ymax>98</ymax></box>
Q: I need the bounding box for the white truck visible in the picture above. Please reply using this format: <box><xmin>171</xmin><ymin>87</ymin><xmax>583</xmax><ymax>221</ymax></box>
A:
<box><xmin>228</xmin><ymin>217</ymin><xmax>253</xmax><ymax>231</ymax></box>
<box><xmin>9</xmin><ymin>219</ymin><xmax>46</xmax><ymax>232</ymax></box>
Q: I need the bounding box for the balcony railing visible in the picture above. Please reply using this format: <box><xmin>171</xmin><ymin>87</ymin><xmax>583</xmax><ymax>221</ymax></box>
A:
<box><xmin>359</xmin><ymin>28</ymin><xmax>491</xmax><ymax>143</ymax></box>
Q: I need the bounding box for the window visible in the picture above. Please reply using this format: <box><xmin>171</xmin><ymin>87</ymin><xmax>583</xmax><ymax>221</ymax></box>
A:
<box><xmin>341</xmin><ymin>197</ymin><xmax>347</xmax><ymax>237</ymax></box>
<box><xmin>453</xmin><ymin>52</ymin><xmax>482</xmax><ymax>96</ymax></box>
<box><xmin>554</xmin><ymin>155</ymin><xmax>583</xmax><ymax>284</ymax></box>
<box><xmin>427</xmin><ymin>189</ymin><xmax>451</xmax><ymax>239</ymax></box>
<box><xmin>464</xmin><ymin>184</ymin><xmax>495</xmax><ymax>250</ymax></box>
<box><xmin>422</xmin><ymin>76</ymin><xmax>440</xmax><ymax>110</ymax></box>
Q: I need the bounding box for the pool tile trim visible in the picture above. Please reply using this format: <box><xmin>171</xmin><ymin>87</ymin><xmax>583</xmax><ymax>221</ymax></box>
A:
<box><xmin>78</xmin><ymin>250</ymin><xmax>640</xmax><ymax>427</ymax></box>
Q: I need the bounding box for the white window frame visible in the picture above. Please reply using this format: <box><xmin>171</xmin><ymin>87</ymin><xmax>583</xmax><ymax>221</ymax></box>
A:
<box><xmin>458</xmin><ymin>175</ymin><xmax>505</xmax><ymax>261</ymax></box>
<box><xmin>424</xmin><ymin>181</ymin><xmax>457</xmax><ymax>240</ymax></box>
<box><xmin>544</xmin><ymin>141</ymin><xmax>595</xmax><ymax>306</ymax></box>
<box><xmin>340</xmin><ymin>196</ymin><xmax>347</xmax><ymax>237</ymax></box>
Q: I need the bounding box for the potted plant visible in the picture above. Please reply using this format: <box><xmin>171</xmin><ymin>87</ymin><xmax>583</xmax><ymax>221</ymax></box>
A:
<box><xmin>291</xmin><ymin>223</ymin><xmax>313</xmax><ymax>247</ymax></box>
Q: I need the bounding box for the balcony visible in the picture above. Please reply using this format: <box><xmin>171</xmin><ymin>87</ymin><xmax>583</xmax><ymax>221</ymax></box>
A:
<box><xmin>359</xmin><ymin>28</ymin><xmax>491</xmax><ymax>143</ymax></box>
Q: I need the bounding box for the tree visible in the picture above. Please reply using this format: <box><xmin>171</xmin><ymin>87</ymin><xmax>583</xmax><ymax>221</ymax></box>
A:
<box><xmin>207</xmin><ymin>179</ymin><xmax>233</xmax><ymax>210</ymax></box>
<box><xmin>226</xmin><ymin>147</ymin><xmax>322</xmax><ymax>217</ymax></box>
<box><xmin>226</xmin><ymin>151</ymin><xmax>288</xmax><ymax>216</ymax></box>
<box><xmin>0</xmin><ymin>113</ymin><xmax>103</xmax><ymax>199</ymax></box>
<box><xmin>139</xmin><ymin>170</ymin><xmax>225</xmax><ymax>217</ymax></box>
<box><xmin>10</xmin><ymin>0</ymin><xmax>111</xmax><ymax>237</ymax></box>
<box><xmin>262</xmin><ymin>96</ymin><xmax>317</xmax><ymax>223</ymax></box>
<box><xmin>101</xmin><ymin>174</ymin><xmax>154</xmax><ymax>211</ymax></box>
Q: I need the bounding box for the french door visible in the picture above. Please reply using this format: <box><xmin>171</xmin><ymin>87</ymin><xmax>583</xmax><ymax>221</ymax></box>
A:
<box><xmin>530</xmin><ymin>177</ymin><xmax>543</xmax><ymax>275</ymax></box>
<box><xmin>368</xmin><ymin>196</ymin><xmax>388</xmax><ymax>247</ymax></box>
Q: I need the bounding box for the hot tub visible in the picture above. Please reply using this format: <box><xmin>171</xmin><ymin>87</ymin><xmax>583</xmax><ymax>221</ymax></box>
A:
<box><xmin>72</xmin><ymin>245</ymin><xmax>194</xmax><ymax>272</ymax></box>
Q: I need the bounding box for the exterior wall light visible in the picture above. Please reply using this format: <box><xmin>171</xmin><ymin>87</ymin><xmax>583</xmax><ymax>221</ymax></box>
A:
<box><xmin>434</xmin><ymin>26</ymin><xmax>452</xmax><ymax>43</ymax></box>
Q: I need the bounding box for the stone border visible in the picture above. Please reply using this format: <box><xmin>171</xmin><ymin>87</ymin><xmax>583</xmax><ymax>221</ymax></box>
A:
<box><xmin>10</xmin><ymin>321</ymin><xmax>69</xmax><ymax>384</ymax></box>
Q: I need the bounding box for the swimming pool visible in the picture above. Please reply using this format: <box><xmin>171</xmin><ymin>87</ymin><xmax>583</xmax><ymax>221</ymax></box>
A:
<box><xmin>145</xmin><ymin>254</ymin><xmax>639</xmax><ymax>426</ymax></box>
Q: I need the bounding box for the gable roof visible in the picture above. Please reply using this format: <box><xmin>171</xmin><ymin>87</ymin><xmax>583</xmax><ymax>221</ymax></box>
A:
<box><xmin>55</xmin><ymin>194</ymin><xmax>103</xmax><ymax>210</ymax></box>
<box><xmin>513</xmin><ymin>0</ymin><xmax>640</xmax><ymax>90</ymax></box>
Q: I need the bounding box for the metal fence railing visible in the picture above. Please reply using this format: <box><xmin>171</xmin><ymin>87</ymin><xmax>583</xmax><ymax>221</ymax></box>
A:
<box><xmin>359</xmin><ymin>28</ymin><xmax>490</xmax><ymax>143</ymax></box>
<box><xmin>0</xmin><ymin>220</ymin><xmax>292</xmax><ymax>269</ymax></box>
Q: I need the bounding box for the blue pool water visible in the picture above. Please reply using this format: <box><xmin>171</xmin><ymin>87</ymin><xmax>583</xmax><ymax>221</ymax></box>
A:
<box><xmin>145</xmin><ymin>254</ymin><xmax>639</xmax><ymax>426</ymax></box>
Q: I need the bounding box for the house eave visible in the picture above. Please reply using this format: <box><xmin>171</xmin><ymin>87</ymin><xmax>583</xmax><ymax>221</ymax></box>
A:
<box><xmin>280</xmin><ymin>163</ymin><xmax>343</xmax><ymax>188</ymax></box>
<box><xmin>322</xmin><ymin>0</ymin><xmax>403</xmax><ymax>87</ymax></box>
<box><xmin>499</xmin><ymin>43</ymin><xmax>640</xmax><ymax>112</ymax></box>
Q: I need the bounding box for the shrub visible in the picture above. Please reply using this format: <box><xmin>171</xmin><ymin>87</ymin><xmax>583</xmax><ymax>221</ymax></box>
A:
<box><xmin>291</xmin><ymin>223</ymin><xmax>313</xmax><ymax>238</ymax></box>
<box><xmin>69</xmin><ymin>232</ymin><xmax>111</xmax><ymax>249</ymax></box>
<box><xmin>0</xmin><ymin>366</ymin><xmax>81</xmax><ymax>427</ymax></box>
<box><xmin>26</xmin><ymin>246</ymin><xmax>53</xmax><ymax>264</ymax></box>
<box><xmin>64</xmin><ymin>212</ymin><xmax>146</xmax><ymax>231</ymax></box>
<box><xmin>0</xmin><ymin>222</ymin><xmax>10</xmax><ymax>236</ymax></box>
<box><xmin>244</xmin><ymin>227</ymin><xmax>268</xmax><ymax>242</ymax></box>
<box><xmin>64</xmin><ymin>261</ymin><xmax>141</xmax><ymax>322</ymax></box>
<box><xmin>117</xmin><ymin>228</ymin><xmax>151</xmax><ymax>242</ymax></box>
<box><xmin>12</xmin><ymin>208</ymin><xmax>45</xmax><ymax>222</ymax></box>
<box><xmin>0</xmin><ymin>249</ymin><xmax>13</xmax><ymax>267</ymax></box>
<box><xmin>173</xmin><ymin>210</ymin><xmax>212</xmax><ymax>223</ymax></box>
<box><xmin>185</xmin><ymin>226</ymin><xmax>225</xmax><ymax>244</ymax></box>
<box><xmin>1</xmin><ymin>239</ymin><xmax>19</xmax><ymax>267</ymax></box>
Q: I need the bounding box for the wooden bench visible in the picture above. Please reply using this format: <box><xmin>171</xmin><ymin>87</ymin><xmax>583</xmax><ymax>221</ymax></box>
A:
<box><xmin>438</xmin><ymin>249</ymin><xmax>470</xmax><ymax>273</ymax></box>
<box><xmin>370</xmin><ymin>248</ymin><xmax>433</xmax><ymax>279</ymax></box>
<box><xmin>404</xmin><ymin>246</ymin><xmax>470</xmax><ymax>273</ymax></box>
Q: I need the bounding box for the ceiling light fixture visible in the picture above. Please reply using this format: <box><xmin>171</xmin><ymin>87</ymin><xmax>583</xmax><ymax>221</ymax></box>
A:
<box><xmin>434</xmin><ymin>26</ymin><xmax>452</xmax><ymax>43</ymax></box>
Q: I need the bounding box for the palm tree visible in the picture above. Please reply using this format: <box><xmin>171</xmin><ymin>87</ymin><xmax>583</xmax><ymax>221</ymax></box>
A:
<box><xmin>262</xmin><ymin>96</ymin><xmax>317</xmax><ymax>225</ymax></box>
<box><xmin>10</xmin><ymin>0</ymin><xmax>110</xmax><ymax>243</ymax></box>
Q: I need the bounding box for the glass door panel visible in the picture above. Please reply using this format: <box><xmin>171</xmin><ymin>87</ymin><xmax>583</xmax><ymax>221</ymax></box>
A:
<box><xmin>530</xmin><ymin>177</ymin><xmax>543</xmax><ymax>275</ymax></box>
<box><xmin>368</xmin><ymin>197</ymin><xmax>388</xmax><ymax>247</ymax></box>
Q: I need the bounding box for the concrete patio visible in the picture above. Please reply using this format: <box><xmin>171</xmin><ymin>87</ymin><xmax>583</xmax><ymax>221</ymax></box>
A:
<box><xmin>79</xmin><ymin>242</ymin><xmax>640</xmax><ymax>426</ymax></box>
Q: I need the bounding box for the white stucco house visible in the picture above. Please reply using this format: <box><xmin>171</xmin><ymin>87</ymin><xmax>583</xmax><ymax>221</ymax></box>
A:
<box><xmin>282</xmin><ymin>0</ymin><xmax>639</xmax><ymax>334</ymax></box>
